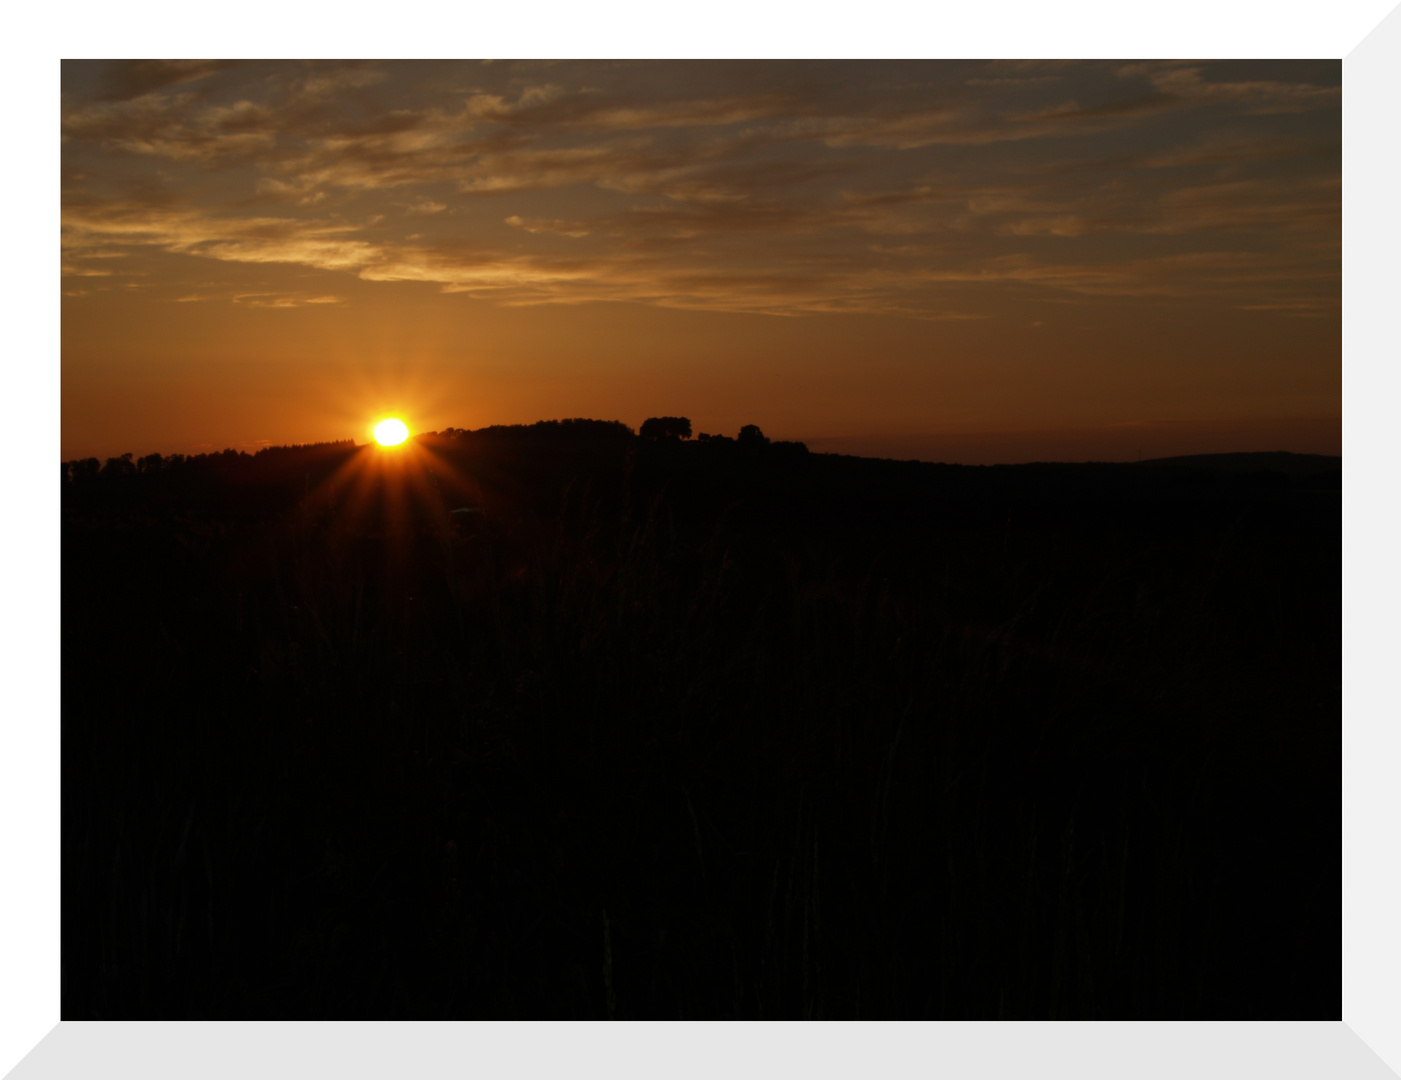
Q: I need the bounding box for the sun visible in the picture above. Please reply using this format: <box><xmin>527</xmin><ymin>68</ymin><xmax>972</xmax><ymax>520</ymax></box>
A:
<box><xmin>373</xmin><ymin>417</ymin><xmax>410</xmax><ymax>447</ymax></box>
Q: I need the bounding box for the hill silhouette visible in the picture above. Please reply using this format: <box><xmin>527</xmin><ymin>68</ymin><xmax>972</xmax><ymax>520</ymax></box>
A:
<box><xmin>61</xmin><ymin>420</ymin><xmax>1340</xmax><ymax>1019</ymax></box>
<box><xmin>1135</xmin><ymin>450</ymin><xmax>1339</xmax><ymax>476</ymax></box>
<box><xmin>62</xmin><ymin>426</ymin><xmax>1341</xmax><ymax>529</ymax></box>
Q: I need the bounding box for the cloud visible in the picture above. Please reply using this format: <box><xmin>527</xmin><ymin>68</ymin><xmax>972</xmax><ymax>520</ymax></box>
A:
<box><xmin>807</xmin><ymin>95</ymin><xmax>1177</xmax><ymax>151</ymax></box>
<box><xmin>505</xmin><ymin>215</ymin><xmax>589</xmax><ymax>237</ymax></box>
<box><xmin>441</xmin><ymin>83</ymin><xmax>798</xmax><ymax>135</ymax></box>
<box><xmin>1149</xmin><ymin>177</ymin><xmax>1340</xmax><ymax>234</ymax></box>
<box><xmin>294</xmin><ymin>66</ymin><xmax>388</xmax><ymax>101</ymax></box>
<box><xmin>171</xmin><ymin>289</ymin><xmax>345</xmax><ymax>307</ymax></box>
<box><xmin>59</xmin><ymin>61</ymin><xmax>1339</xmax><ymax>323</ymax></box>
<box><xmin>58</xmin><ymin>66</ymin><xmax>1165</xmax><ymax>199</ymax></box>
<box><xmin>1138</xmin><ymin>132</ymin><xmax>1334</xmax><ymax>170</ymax></box>
<box><xmin>1235</xmin><ymin>299</ymin><xmax>1335</xmax><ymax>317</ymax></box>
<box><xmin>560</xmin><ymin>95</ymin><xmax>796</xmax><ymax>132</ymax></box>
<box><xmin>65</xmin><ymin>62</ymin><xmax>400</xmax><ymax>167</ymax></box>
<box><xmin>1000</xmin><ymin>215</ymin><xmax>1089</xmax><ymax>238</ymax></box>
<box><xmin>899</xmin><ymin>248</ymin><xmax>1338</xmax><ymax>309</ymax></box>
<box><xmin>232</xmin><ymin>293</ymin><xmax>346</xmax><ymax>308</ymax></box>
<box><xmin>93</xmin><ymin>60</ymin><xmax>239</xmax><ymax>102</ymax></box>
<box><xmin>1146</xmin><ymin>66</ymin><xmax>1341</xmax><ymax>114</ymax></box>
<box><xmin>61</xmin><ymin>200</ymin><xmax>381</xmax><ymax>274</ymax></box>
<box><xmin>60</xmin><ymin>186</ymin><xmax>1337</xmax><ymax>319</ymax></box>
<box><xmin>64</xmin><ymin>94</ymin><xmax>279</xmax><ymax>161</ymax></box>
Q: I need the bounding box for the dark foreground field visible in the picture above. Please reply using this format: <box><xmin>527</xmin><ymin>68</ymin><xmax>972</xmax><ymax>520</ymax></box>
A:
<box><xmin>61</xmin><ymin>425</ymin><xmax>1341</xmax><ymax>1018</ymax></box>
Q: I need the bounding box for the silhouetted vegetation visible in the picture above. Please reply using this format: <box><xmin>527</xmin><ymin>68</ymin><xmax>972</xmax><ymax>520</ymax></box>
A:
<box><xmin>640</xmin><ymin>416</ymin><xmax>693</xmax><ymax>440</ymax></box>
<box><xmin>61</xmin><ymin>424</ymin><xmax>1340</xmax><ymax>1019</ymax></box>
<box><xmin>737</xmin><ymin>423</ymin><xmax>769</xmax><ymax>447</ymax></box>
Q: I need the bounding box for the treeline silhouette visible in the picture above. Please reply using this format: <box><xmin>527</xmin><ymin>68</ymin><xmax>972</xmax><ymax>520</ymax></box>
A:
<box><xmin>62</xmin><ymin>419</ymin><xmax>1340</xmax><ymax>1018</ymax></box>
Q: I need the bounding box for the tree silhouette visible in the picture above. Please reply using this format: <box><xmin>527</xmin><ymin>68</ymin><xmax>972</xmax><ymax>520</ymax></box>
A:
<box><xmin>737</xmin><ymin>424</ymin><xmax>769</xmax><ymax>447</ymax></box>
<box><xmin>640</xmin><ymin>416</ymin><xmax>692</xmax><ymax>440</ymax></box>
<box><xmin>101</xmin><ymin>453</ymin><xmax>136</xmax><ymax>479</ymax></box>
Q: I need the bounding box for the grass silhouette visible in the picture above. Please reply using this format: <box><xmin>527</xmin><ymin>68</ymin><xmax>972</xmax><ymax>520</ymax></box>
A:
<box><xmin>61</xmin><ymin>429</ymin><xmax>1340</xmax><ymax>1017</ymax></box>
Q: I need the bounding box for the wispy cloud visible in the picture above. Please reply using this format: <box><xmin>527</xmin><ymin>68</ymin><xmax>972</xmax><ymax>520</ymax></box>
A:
<box><xmin>1149</xmin><ymin>176</ymin><xmax>1340</xmax><ymax>234</ymax></box>
<box><xmin>62</xmin><ymin>201</ymin><xmax>379</xmax><ymax>272</ymax></box>
<box><xmin>61</xmin><ymin>60</ymin><xmax>1339</xmax><ymax>321</ymax></box>
<box><xmin>93</xmin><ymin>59</ymin><xmax>240</xmax><ymax>102</ymax></box>
<box><xmin>64</xmin><ymin>94</ymin><xmax>279</xmax><ymax>161</ymax></box>
<box><xmin>232</xmin><ymin>293</ymin><xmax>346</xmax><ymax>308</ymax></box>
<box><xmin>1143</xmin><ymin>64</ymin><xmax>1341</xmax><ymax>114</ymax></box>
<box><xmin>505</xmin><ymin>215</ymin><xmax>590</xmax><ymax>237</ymax></box>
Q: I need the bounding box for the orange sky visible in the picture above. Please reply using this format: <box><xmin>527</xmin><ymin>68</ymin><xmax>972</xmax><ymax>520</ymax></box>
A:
<box><xmin>61</xmin><ymin>60</ymin><xmax>1341</xmax><ymax>464</ymax></box>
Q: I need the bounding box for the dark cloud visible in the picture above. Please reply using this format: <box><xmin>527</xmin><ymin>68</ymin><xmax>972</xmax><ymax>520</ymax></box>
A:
<box><xmin>1145</xmin><ymin>65</ymin><xmax>1342</xmax><ymax>114</ymax></box>
<box><xmin>61</xmin><ymin>60</ymin><xmax>1339</xmax><ymax>320</ymax></box>
<box><xmin>95</xmin><ymin>60</ymin><xmax>240</xmax><ymax>102</ymax></box>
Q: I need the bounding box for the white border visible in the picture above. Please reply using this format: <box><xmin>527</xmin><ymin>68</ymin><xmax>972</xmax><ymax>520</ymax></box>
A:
<box><xmin>12</xmin><ymin>3</ymin><xmax>1395</xmax><ymax>1077</ymax></box>
<box><xmin>4</xmin><ymin>43</ymin><xmax>61</xmax><ymax>1080</ymax></box>
<box><xmin>5</xmin><ymin>1021</ymin><xmax>1401</xmax><ymax>1080</ymax></box>
<box><xmin>1341</xmin><ymin>0</ymin><xmax>1401</xmax><ymax>1073</ymax></box>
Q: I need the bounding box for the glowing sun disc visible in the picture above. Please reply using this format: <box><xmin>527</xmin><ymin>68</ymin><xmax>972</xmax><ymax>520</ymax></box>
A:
<box><xmin>374</xmin><ymin>418</ymin><xmax>410</xmax><ymax>447</ymax></box>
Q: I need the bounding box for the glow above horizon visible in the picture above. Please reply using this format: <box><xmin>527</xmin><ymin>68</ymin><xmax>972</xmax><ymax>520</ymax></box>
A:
<box><xmin>60</xmin><ymin>60</ymin><xmax>1341</xmax><ymax>466</ymax></box>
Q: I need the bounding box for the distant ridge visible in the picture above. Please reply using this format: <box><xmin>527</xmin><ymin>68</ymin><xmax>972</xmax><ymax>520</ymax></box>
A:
<box><xmin>1134</xmin><ymin>451</ymin><xmax>1340</xmax><ymax>480</ymax></box>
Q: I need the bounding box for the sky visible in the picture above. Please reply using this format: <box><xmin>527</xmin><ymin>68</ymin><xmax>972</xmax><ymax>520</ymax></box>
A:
<box><xmin>60</xmin><ymin>59</ymin><xmax>1341</xmax><ymax>464</ymax></box>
